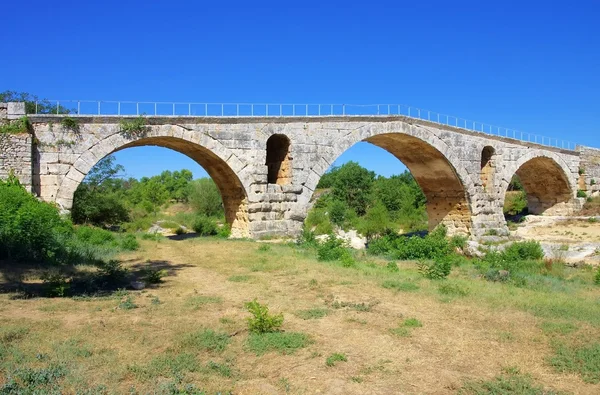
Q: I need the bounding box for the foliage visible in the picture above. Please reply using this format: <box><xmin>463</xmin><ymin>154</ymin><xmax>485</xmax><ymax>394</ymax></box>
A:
<box><xmin>507</xmin><ymin>175</ymin><xmax>524</xmax><ymax>191</ymax></box>
<box><xmin>328</xmin><ymin>199</ymin><xmax>347</xmax><ymax>227</ymax></box>
<box><xmin>187</xmin><ymin>177</ymin><xmax>223</xmax><ymax>217</ymax></box>
<box><xmin>119</xmin><ymin>116</ymin><xmax>148</xmax><ymax>138</ymax></box>
<box><xmin>504</xmin><ymin>241</ymin><xmax>545</xmax><ymax>261</ymax></box>
<box><xmin>417</xmin><ymin>256</ymin><xmax>453</xmax><ymax>280</ymax></box>
<box><xmin>326</xmin><ymin>353</ymin><xmax>347</xmax><ymax>367</ymax></box>
<box><xmin>577</xmin><ymin>189</ymin><xmax>587</xmax><ymax>198</ymax></box>
<box><xmin>121</xmin><ymin>234</ymin><xmax>140</xmax><ymax>250</ymax></box>
<box><xmin>142</xmin><ymin>268</ymin><xmax>168</xmax><ymax>284</ymax></box>
<box><xmin>381</xmin><ymin>279</ymin><xmax>419</xmax><ymax>292</ymax></box>
<box><xmin>41</xmin><ymin>271</ymin><xmax>71</xmax><ymax>297</ymax></box>
<box><xmin>244</xmin><ymin>300</ymin><xmax>284</xmax><ymax>333</ymax></box>
<box><xmin>358</xmin><ymin>200</ymin><xmax>391</xmax><ymax>240</ymax></box>
<box><xmin>330</xmin><ymin>161</ymin><xmax>375</xmax><ymax>215</ymax></box>
<box><xmin>305</xmin><ymin>208</ymin><xmax>333</xmax><ymax>234</ymax></box>
<box><xmin>504</xmin><ymin>191</ymin><xmax>528</xmax><ymax>216</ymax></box>
<box><xmin>217</xmin><ymin>223</ymin><xmax>231</xmax><ymax>238</ymax></box>
<box><xmin>192</xmin><ymin>215</ymin><xmax>218</xmax><ymax>236</ymax></box>
<box><xmin>60</xmin><ymin>117</ymin><xmax>79</xmax><ymax>132</ymax></box>
<box><xmin>0</xmin><ymin>90</ymin><xmax>71</xmax><ymax>114</ymax></box>
<box><xmin>317</xmin><ymin>235</ymin><xmax>352</xmax><ymax>262</ymax></box>
<box><xmin>595</xmin><ymin>267</ymin><xmax>600</xmax><ymax>285</ymax></box>
<box><xmin>0</xmin><ymin>116</ymin><xmax>30</xmax><ymax>134</ymax></box>
<box><xmin>0</xmin><ymin>178</ymin><xmax>73</xmax><ymax>263</ymax></box>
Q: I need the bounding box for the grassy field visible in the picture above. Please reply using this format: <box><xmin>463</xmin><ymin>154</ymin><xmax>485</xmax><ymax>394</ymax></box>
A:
<box><xmin>1</xmin><ymin>237</ymin><xmax>599</xmax><ymax>394</ymax></box>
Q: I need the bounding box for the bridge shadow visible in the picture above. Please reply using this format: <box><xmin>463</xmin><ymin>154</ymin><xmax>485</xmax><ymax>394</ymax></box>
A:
<box><xmin>0</xmin><ymin>258</ymin><xmax>193</xmax><ymax>299</ymax></box>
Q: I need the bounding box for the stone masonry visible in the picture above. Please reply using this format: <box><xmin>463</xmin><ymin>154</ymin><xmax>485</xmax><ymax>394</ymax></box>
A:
<box><xmin>0</xmin><ymin>103</ymin><xmax>32</xmax><ymax>192</ymax></box>
<box><xmin>1</xmin><ymin>102</ymin><xmax>598</xmax><ymax>239</ymax></box>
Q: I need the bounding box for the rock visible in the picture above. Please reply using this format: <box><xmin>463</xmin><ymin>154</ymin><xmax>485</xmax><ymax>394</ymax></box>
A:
<box><xmin>130</xmin><ymin>281</ymin><xmax>146</xmax><ymax>290</ymax></box>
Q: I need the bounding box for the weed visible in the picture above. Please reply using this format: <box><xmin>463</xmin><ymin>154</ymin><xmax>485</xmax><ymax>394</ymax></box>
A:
<box><xmin>118</xmin><ymin>296</ymin><xmax>137</xmax><ymax>310</ymax></box>
<box><xmin>0</xmin><ymin>116</ymin><xmax>30</xmax><ymax>134</ymax></box>
<box><xmin>381</xmin><ymin>279</ymin><xmax>419</xmax><ymax>292</ymax></box>
<box><xmin>326</xmin><ymin>353</ymin><xmax>347</xmax><ymax>367</ymax></box>
<box><xmin>245</xmin><ymin>300</ymin><xmax>283</xmax><ymax>333</ymax></box>
<box><xmin>120</xmin><ymin>234</ymin><xmax>140</xmax><ymax>250</ymax></box>
<box><xmin>258</xmin><ymin>244</ymin><xmax>271</xmax><ymax>252</ymax></box>
<box><xmin>184</xmin><ymin>295</ymin><xmax>222</xmax><ymax>310</ymax></box>
<box><xmin>60</xmin><ymin>116</ymin><xmax>79</xmax><ymax>132</ymax></box>
<box><xmin>317</xmin><ymin>234</ymin><xmax>350</xmax><ymax>262</ymax></box>
<box><xmin>577</xmin><ymin>189</ymin><xmax>588</xmax><ymax>198</ymax></box>
<box><xmin>0</xmin><ymin>326</ymin><xmax>29</xmax><ymax>344</ymax></box>
<box><xmin>151</xmin><ymin>296</ymin><xmax>161</xmax><ymax>305</ymax></box>
<box><xmin>437</xmin><ymin>282</ymin><xmax>470</xmax><ymax>297</ymax></box>
<box><xmin>417</xmin><ymin>257</ymin><xmax>452</xmax><ymax>280</ymax></box>
<box><xmin>403</xmin><ymin>318</ymin><xmax>422</xmax><ymax>327</ymax></box>
<box><xmin>119</xmin><ymin>116</ymin><xmax>148</xmax><ymax>139</ymax></box>
<box><xmin>246</xmin><ymin>332</ymin><xmax>312</xmax><ymax>355</ymax></box>
<box><xmin>389</xmin><ymin>327</ymin><xmax>411</xmax><ymax>337</ymax></box>
<box><xmin>595</xmin><ymin>267</ymin><xmax>600</xmax><ymax>285</ymax></box>
<box><xmin>386</xmin><ymin>261</ymin><xmax>399</xmax><ymax>272</ymax></box>
<box><xmin>294</xmin><ymin>308</ymin><xmax>329</xmax><ymax>320</ymax></box>
<box><xmin>459</xmin><ymin>367</ymin><xmax>562</xmax><ymax>394</ymax></box>
<box><xmin>228</xmin><ymin>275</ymin><xmax>252</xmax><ymax>282</ymax></box>
<box><xmin>206</xmin><ymin>361</ymin><xmax>232</xmax><ymax>377</ymax></box>
<box><xmin>128</xmin><ymin>352</ymin><xmax>198</xmax><ymax>381</ymax></box>
<box><xmin>550</xmin><ymin>342</ymin><xmax>600</xmax><ymax>383</ymax></box>
<box><xmin>41</xmin><ymin>271</ymin><xmax>71</xmax><ymax>297</ymax></box>
<box><xmin>180</xmin><ymin>329</ymin><xmax>230</xmax><ymax>353</ymax></box>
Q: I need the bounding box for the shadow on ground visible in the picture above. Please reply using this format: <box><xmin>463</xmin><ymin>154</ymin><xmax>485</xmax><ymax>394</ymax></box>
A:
<box><xmin>0</xmin><ymin>258</ymin><xmax>193</xmax><ymax>299</ymax></box>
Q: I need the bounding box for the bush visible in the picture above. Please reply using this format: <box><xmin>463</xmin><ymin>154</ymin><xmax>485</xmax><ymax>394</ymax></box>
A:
<box><xmin>217</xmin><ymin>224</ymin><xmax>231</xmax><ymax>238</ymax></box>
<box><xmin>142</xmin><ymin>268</ymin><xmax>168</xmax><ymax>284</ymax></box>
<box><xmin>41</xmin><ymin>271</ymin><xmax>71</xmax><ymax>297</ymax></box>
<box><xmin>305</xmin><ymin>208</ymin><xmax>333</xmax><ymax>235</ymax></box>
<box><xmin>417</xmin><ymin>256</ymin><xmax>453</xmax><ymax>280</ymax></box>
<box><xmin>577</xmin><ymin>189</ymin><xmax>588</xmax><ymax>198</ymax></box>
<box><xmin>174</xmin><ymin>227</ymin><xmax>186</xmax><ymax>236</ymax></box>
<box><xmin>0</xmin><ymin>178</ymin><xmax>73</xmax><ymax>263</ymax></box>
<box><xmin>187</xmin><ymin>178</ymin><xmax>223</xmax><ymax>217</ymax></box>
<box><xmin>245</xmin><ymin>300</ymin><xmax>284</xmax><ymax>333</ymax></box>
<box><xmin>503</xmin><ymin>191</ymin><xmax>528</xmax><ymax>216</ymax></box>
<box><xmin>328</xmin><ymin>199</ymin><xmax>347</xmax><ymax>227</ymax></box>
<box><xmin>192</xmin><ymin>216</ymin><xmax>218</xmax><ymax>236</ymax></box>
<box><xmin>120</xmin><ymin>234</ymin><xmax>139</xmax><ymax>251</ymax></box>
<box><xmin>503</xmin><ymin>241</ymin><xmax>544</xmax><ymax>261</ymax></box>
<box><xmin>358</xmin><ymin>201</ymin><xmax>391</xmax><ymax>240</ymax></box>
<box><xmin>317</xmin><ymin>235</ymin><xmax>349</xmax><ymax>261</ymax></box>
<box><xmin>595</xmin><ymin>268</ymin><xmax>600</xmax><ymax>286</ymax></box>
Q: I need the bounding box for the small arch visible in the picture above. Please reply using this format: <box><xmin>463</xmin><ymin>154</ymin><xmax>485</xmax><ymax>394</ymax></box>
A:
<box><xmin>512</xmin><ymin>156</ymin><xmax>573</xmax><ymax>215</ymax></box>
<box><xmin>266</xmin><ymin>134</ymin><xmax>292</xmax><ymax>185</ymax></box>
<box><xmin>480</xmin><ymin>146</ymin><xmax>495</xmax><ymax>191</ymax></box>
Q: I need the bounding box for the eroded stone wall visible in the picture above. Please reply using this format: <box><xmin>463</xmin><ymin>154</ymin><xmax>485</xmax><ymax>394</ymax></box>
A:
<box><xmin>0</xmin><ymin>103</ymin><xmax>32</xmax><ymax>191</ymax></box>
<box><xmin>578</xmin><ymin>146</ymin><xmax>600</xmax><ymax>196</ymax></box>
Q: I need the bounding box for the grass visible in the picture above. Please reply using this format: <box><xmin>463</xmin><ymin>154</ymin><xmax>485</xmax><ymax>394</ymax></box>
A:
<box><xmin>180</xmin><ymin>329</ymin><xmax>230</xmax><ymax>353</ymax></box>
<box><xmin>245</xmin><ymin>332</ymin><xmax>312</xmax><ymax>355</ymax></box>
<box><xmin>325</xmin><ymin>352</ymin><xmax>347</xmax><ymax>367</ymax></box>
<box><xmin>459</xmin><ymin>367</ymin><xmax>563</xmax><ymax>394</ymax></box>
<box><xmin>294</xmin><ymin>308</ymin><xmax>329</xmax><ymax>320</ymax></box>
<box><xmin>1</xmin><ymin>236</ymin><xmax>599</xmax><ymax>393</ymax></box>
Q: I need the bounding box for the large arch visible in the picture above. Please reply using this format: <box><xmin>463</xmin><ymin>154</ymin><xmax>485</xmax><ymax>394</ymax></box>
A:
<box><xmin>54</xmin><ymin>126</ymin><xmax>250</xmax><ymax>238</ymax></box>
<box><xmin>501</xmin><ymin>151</ymin><xmax>576</xmax><ymax>216</ymax></box>
<box><xmin>307</xmin><ymin>124</ymin><xmax>474</xmax><ymax>235</ymax></box>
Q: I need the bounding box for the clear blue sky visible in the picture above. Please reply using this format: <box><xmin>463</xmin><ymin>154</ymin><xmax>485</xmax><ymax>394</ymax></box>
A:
<box><xmin>2</xmin><ymin>0</ymin><xmax>599</xmax><ymax>179</ymax></box>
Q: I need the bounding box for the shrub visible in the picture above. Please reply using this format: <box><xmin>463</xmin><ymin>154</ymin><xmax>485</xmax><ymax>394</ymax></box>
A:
<box><xmin>503</xmin><ymin>241</ymin><xmax>544</xmax><ymax>261</ymax></box>
<box><xmin>97</xmin><ymin>260</ymin><xmax>128</xmax><ymax>282</ymax></box>
<box><xmin>416</xmin><ymin>256</ymin><xmax>453</xmax><ymax>280</ymax></box>
<box><xmin>0</xmin><ymin>179</ymin><xmax>73</xmax><ymax>263</ymax></box>
<box><xmin>187</xmin><ymin>178</ymin><xmax>223</xmax><ymax>217</ymax></box>
<box><xmin>359</xmin><ymin>201</ymin><xmax>391</xmax><ymax>240</ymax></box>
<box><xmin>192</xmin><ymin>216</ymin><xmax>218</xmax><ymax>236</ymax></box>
<box><xmin>60</xmin><ymin>117</ymin><xmax>79</xmax><ymax>132</ymax></box>
<box><xmin>386</xmin><ymin>261</ymin><xmax>399</xmax><ymax>272</ymax></box>
<box><xmin>0</xmin><ymin>116</ymin><xmax>30</xmax><ymax>134</ymax></box>
<box><xmin>142</xmin><ymin>268</ymin><xmax>168</xmax><ymax>284</ymax></box>
<box><xmin>503</xmin><ymin>191</ymin><xmax>528</xmax><ymax>216</ymax></box>
<box><xmin>577</xmin><ymin>190</ymin><xmax>588</xmax><ymax>198</ymax></box>
<box><xmin>328</xmin><ymin>199</ymin><xmax>347</xmax><ymax>227</ymax></box>
<box><xmin>217</xmin><ymin>224</ymin><xmax>231</xmax><ymax>238</ymax></box>
<box><xmin>326</xmin><ymin>353</ymin><xmax>347</xmax><ymax>367</ymax></box>
<box><xmin>305</xmin><ymin>208</ymin><xmax>333</xmax><ymax>235</ymax></box>
<box><xmin>119</xmin><ymin>116</ymin><xmax>147</xmax><ymax>138</ymax></box>
<box><xmin>595</xmin><ymin>267</ymin><xmax>600</xmax><ymax>286</ymax></box>
<box><xmin>120</xmin><ymin>234</ymin><xmax>140</xmax><ymax>251</ymax></box>
<box><xmin>174</xmin><ymin>227</ymin><xmax>186</xmax><ymax>236</ymax></box>
<box><xmin>317</xmin><ymin>235</ymin><xmax>346</xmax><ymax>261</ymax></box>
<box><xmin>245</xmin><ymin>300</ymin><xmax>284</xmax><ymax>333</ymax></box>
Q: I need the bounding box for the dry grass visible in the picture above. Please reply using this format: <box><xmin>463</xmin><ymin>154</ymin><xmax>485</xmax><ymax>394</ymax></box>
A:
<box><xmin>0</xmin><ymin>238</ymin><xmax>599</xmax><ymax>394</ymax></box>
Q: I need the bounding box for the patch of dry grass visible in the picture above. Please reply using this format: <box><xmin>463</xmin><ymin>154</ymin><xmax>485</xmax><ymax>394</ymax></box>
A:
<box><xmin>0</xmin><ymin>238</ymin><xmax>598</xmax><ymax>394</ymax></box>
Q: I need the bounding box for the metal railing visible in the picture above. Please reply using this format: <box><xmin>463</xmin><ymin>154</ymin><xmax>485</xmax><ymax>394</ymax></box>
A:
<box><xmin>32</xmin><ymin>100</ymin><xmax>577</xmax><ymax>150</ymax></box>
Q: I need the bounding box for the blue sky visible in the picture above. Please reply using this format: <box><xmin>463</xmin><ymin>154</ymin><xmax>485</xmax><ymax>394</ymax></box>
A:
<box><xmin>2</xmin><ymin>0</ymin><xmax>599</xmax><ymax>179</ymax></box>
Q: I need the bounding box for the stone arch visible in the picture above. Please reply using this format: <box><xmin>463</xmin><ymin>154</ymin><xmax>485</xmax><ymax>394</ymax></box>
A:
<box><xmin>307</xmin><ymin>122</ymin><xmax>475</xmax><ymax>235</ymax></box>
<box><xmin>55</xmin><ymin>125</ymin><xmax>250</xmax><ymax>238</ymax></box>
<box><xmin>266</xmin><ymin>134</ymin><xmax>292</xmax><ymax>185</ymax></box>
<box><xmin>501</xmin><ymin>151</ymin><xmax>576</xmax><ymax>216</ymax></box>
<box><xmin>480</xmin><ymin>146</ymin><xmax>495</xmax><ymax>191</ymax></box>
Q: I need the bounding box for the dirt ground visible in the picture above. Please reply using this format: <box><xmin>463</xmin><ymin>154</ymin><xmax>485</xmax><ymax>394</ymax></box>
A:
<box><xmin>1</xmin><ymin>237</ymin><xmax>598</xmax><ymax>394</ymax></box>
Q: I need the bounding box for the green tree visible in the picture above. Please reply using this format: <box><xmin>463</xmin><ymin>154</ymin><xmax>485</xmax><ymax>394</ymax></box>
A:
<box><xmin>330</xmin><ymin>162</ymin><xmax>375</xmax><ymax>216</ymax></box>
<box><xmin>188</xmin><ymin>178</ymin><xmax>223</xmax><ymax>217</ymax></box>
<box><xmin>359</xmin><ymin>201</ymin><xmax>391</xmax><ymax>240</ymax></box>
<box><xmin>0</xmin><ymin>90</ymin><xmax>70</xmax><ymax>114</ymax></box>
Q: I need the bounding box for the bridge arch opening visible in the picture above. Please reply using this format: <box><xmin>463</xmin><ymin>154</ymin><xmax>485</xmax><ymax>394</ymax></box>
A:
<box><xmin>266</xmin><ymin>134</ymin><xmax>292</xmax><ymax>185</ymax></box>
<box><xmin>480</xmin><ymin>146</ymin><xmax>495</xmax><ymax>191</ymax></box>
<box><xmin>308</xmin><ymin>134</ymin><xmax>471</xmax><ymax>236</ymax></box>
<box><xmin>62</xmin><ymin>136</ymin><xmax>249</xmax><ymax>238</ymax></box>
<box><xmin>505</xmin><ymin>156</ymin><xmax>573</xmax><ymax>217</ymax></box>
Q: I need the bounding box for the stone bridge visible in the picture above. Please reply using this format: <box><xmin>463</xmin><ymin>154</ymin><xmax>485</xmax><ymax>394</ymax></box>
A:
<box><xmin>2</xmin><ymin>101</ymin><xmax>600</xmax><ymax>239</ymax></box>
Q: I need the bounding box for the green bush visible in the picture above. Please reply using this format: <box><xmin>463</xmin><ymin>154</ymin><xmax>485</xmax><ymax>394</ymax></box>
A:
<box><xmin>503</xmin><ymin>191</ymin><xmax>528</xmax><ymax>216</ymax></box>
<box><xmin>142</xmin><ymin>268</ymin><xmax>168</xmax><ymax>284</ymax></box>
<box><xmin>187</xmin><ymin>178</ymin><xmax>223</xmax><ymax>217</ymax></box>
<box><xmin>328</xmin><ymin>199</ymin><xmax>347</xmax><ymax>227</ymax></box>
<box><xmin>245</xmin><ymin>300</ymin><xmax>284</xmax><ymax>333</ymax></box>
<box><xmin>0</xmin><ymin>178</ymin><xmax>73</xmax><ymax>263</ymax></box>
<box><xmin>217</xmin><ymin>224</ymin><xmax>231</xmax><ymax>238</ymax></box>
<box><xmin>120</xmin><ymin>234</ymin><xmax>140</xmax><ymax>251</ymax></box>
<box><xmin>192</xmin><ymin>216</ymin><xmax>218</xmax><ymax>236</ymax></box>
<box><xmin>0</xmin><ymin>116</ymin><xmax>30</xmax><ymax>134</ymax></box>
<box><xmin>305</xmin><ymin>208</ymin><xmax>333</xmax><ymax>235</ymax></box>
<box><xmin>577</xmin><ymin>189</ymin><xmax>588</xmax><ymax>198</ymax></box>
<box><xmin>417</xmin><ymin>256</ymin><xmax>453</xmax><ymax>280</ymax></box>
<box><xmin>317</xmin><ymin>235</ymin><xmax>349</xmax><ymax>261</ymax></box>
<box><xmin>595</xmin><ymin>268</ymin><xmax>600</xmax><ymax>285</ymax></box>
<box><xmin>41</xmin><ymin>271</ymin><xmax>71</xmax><ymax>297</ymax></box>
<box><xmin>503</xmin><ymin>241</ymin><xmax>544</xmax><ymax>261</ymax></box>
